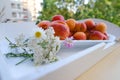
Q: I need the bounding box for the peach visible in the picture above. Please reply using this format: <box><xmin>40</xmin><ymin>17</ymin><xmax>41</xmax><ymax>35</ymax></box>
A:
<box><xmin>74</xmin><ymin>22</ymin><xmax>81</xmax><ymax>32</ymax></box>
<box><xmin>37</xmin><ymin>20</ymin><xmax>51</xmax><ymax>30</ymax></box>
<box><xmin>95</xmin><ymin>22</ymin><xmax>107</xmax><ymax>33</ymax></box>
<box><xmin>74</xmin><ymin>22</ymin><xmax>87</xmax><ymax>32</ymax></box>
<box><xmin>51</xmin><ymin>20</ymin><xmax>68</xmax><ymax>27</ymax></box>
<box><xmin>80</xmin><ymin>22</ymin><xmax>87</xmax><ymax>32</ymax></box>
<box><xmin>52</xmin><ymin>15</ymin><xmax>65</xmax><ymax>21</ymax></box>
<box><xmin>50</xmin><ymin>23</ymin><xmax>70</xmax><ymax>40</ymax></box>
<box><xmin>89</xmin><ymin>31</ymin><xmax>104</xmax><ymax>40</ymax></box>
<box><xmin>73</xmin><ymin>32</ymin><xmax>86</xmax><ymax>40</ymax></box>
<box><xmin>103</xmin><ymin>33</ymin><xmax>108</xmax><ymax>40</ymax></box>
<box><xmin>66</xmin><ymin>19</ymin><xmax>76</xmax><ymax>32</ymax></box>
<box><xmin>85</xmin><ymin>19</ymin><xmax>95</xmax><ymax>30</ymax></box>
<box><xmin>85</xmin><ymin>31</ymin><xmax>91</xmax><ymax>40</ymax></box>
<box><xmin>69</xmin><ymin>32</ymin><xmax>74</xmax><ymax>37</ymax></box>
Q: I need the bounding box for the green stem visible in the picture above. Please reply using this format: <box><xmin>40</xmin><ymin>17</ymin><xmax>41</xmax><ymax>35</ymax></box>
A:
<box><xmin>22</xmin><ymin>48</ymin><xmax>28</xmax><ymax>54</ymax></box>
<box><xmin>15</xmin><ymin>57</ymin><xmax>29</xmax><ymax>65</ymax></box>
<box><xmin>5</xmin><ymin>37</ymin><xmax>18</xmax><ymax>48</ymax></box>
<box><xmin>5</xmin><ymin>37</ymin><xmax>13</xmax><ymax>44</ymax></box>
<box><xmin>6</xmin><ymin>53</ymin><xmax>33</xmax><ymax>58</ymax></box>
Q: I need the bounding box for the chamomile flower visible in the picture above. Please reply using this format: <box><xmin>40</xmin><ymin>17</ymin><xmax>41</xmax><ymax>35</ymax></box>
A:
<box><xmin>33</xmin><ymin>27</ymin><xmax>46</xmax><ymax>40</ymax></box>
<box><xmin>45</xmin><ymin>27</ymin><xmax>55</xmax><ymax>36</ymax></box>
<box><xmin>15</xmin><ymin>34</ymin><xmax>25</xmax><ymax>46</ymax></box>
<box><xmin>33</xmin><ymin>45</ymin><xmax>44</xmax><ymax>64</ymax></box>
<box><xmin>45</xmin><ymin>27</ymin><xmax>55</xmax><ymax>39</ymax></box>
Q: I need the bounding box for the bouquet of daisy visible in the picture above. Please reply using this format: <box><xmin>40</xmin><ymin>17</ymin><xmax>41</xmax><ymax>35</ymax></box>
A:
<box><xmin>5</xmin><ymin>27</ymin><xmax>61</xmax><ymax>65</ymax></box>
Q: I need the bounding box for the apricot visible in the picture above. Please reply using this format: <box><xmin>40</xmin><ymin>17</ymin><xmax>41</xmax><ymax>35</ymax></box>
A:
<box><xmin>95</xmin><ymin>22</ymin><xmax>107</xmax><ymax>33</ymax></box>
<box><xmin>85</xmin><ymin>19</ymin><xmax>95</xmax><ymax>30</ymax></box>
<box><xmin>69</xmin><ymin>32</ymin><xmax>74</xmax><ymax>37</ymax></box>
<box><xmin>66</xmin><ymin>19</ymin><xmax>76</xmax><ymax>32</ymax></box>
<box><xmin>51</xmin><ymin>20</ymin><xmax>68</xmax><ymax>27</ymax></box>
<box><xmin>74</xmin><ymin>22</ymin><xmax>87</xmax><ymax>33</ymax></box>
<box><xmin>37</xmin><ymin>20</ymin><xmax>51</xmax><ymax>30</ymax></box>
<box><xmin>74</xmin><ymin>22</ymin><xmax>81</xmax><ymax>32</ymax></box>
<box><xmin>73</xmin><ymin>32</ymin><xmax>86</xmax><ymax>40</ymax></box>
<box><xmin>80</xmin><ymin>22</ymin><xmax>87</xmax><ymax>32</ymax></box>
<box><xmin>103</xmin><ymin>33</ymin><xmax>108</xmax><ymax>40</ymax></box>
<box><xmin>50</xmin><ymin>23</ymin><xmax>70</xmax><ymax>40</ymax></box>
<box><xmin>52</xmin><ymin>15</ymin><xmax>65</xmax><ymax>21</ymax></box>
<box><xmin>85</xmin><ymin>31</ymin><xmax>91</xmax><ymax>40</ymax></box>
<box><xmin>89</xmin><ymin>31</ymin><xmax>104</xmax><ymax>40</ymax></box>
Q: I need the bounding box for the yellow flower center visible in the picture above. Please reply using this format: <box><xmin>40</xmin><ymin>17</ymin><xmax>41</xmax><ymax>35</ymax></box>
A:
<box><xmin>35</xmin><ymin>31</ymin><xmax>41</xmax><ymax>38</ymax></box>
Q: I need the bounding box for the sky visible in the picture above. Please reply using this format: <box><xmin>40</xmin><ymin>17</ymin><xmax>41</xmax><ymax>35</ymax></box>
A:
<box><xmin>85</xmin><ymin>0</ymin><xmax>89</xmax><ymax>4</ymax></box>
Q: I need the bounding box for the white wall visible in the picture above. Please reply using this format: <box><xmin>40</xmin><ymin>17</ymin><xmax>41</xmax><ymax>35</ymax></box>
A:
<box><xmin>0</xmin><ymin>0</ymin><xmax>12</xmax><ymax>22</ymax></box>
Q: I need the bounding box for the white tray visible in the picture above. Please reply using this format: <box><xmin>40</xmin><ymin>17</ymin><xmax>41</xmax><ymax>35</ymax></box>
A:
<box><xmin>0</xmin><ymin>22</ymin><xmax>116</xmax><ymax>80</ymax></box>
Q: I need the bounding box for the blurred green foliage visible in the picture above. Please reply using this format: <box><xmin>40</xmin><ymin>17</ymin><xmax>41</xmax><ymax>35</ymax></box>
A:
<box><xmin>36</xmin><ymin>0</ymin><xmax>120</xmax><ymax>26</ymax></box>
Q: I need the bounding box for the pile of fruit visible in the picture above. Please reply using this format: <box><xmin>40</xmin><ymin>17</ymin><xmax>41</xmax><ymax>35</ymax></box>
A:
<box><xmin>37</xmin><ymin>15</ymin><xmax>108</xmax><ymax>40</ymax></box>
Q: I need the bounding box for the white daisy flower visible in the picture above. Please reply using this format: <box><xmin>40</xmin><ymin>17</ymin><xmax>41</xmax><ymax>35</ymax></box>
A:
<box><xmin>33</xmin><ymin>27</ymin><xmax>47</xmax><ymax>40</ymax></box>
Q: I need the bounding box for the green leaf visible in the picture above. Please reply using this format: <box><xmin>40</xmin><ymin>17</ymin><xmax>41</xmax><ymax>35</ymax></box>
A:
<box><xmin>37</xmin><ymin>41</ymin><xmax>48</xmax><ymax>49</ymax></box>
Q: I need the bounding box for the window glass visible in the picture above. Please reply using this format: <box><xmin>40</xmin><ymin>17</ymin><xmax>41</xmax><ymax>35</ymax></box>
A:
<box><xmin>12</xmin><ymin>12</ymin><xmax>17</xmax><ymax>17</ymax></box>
